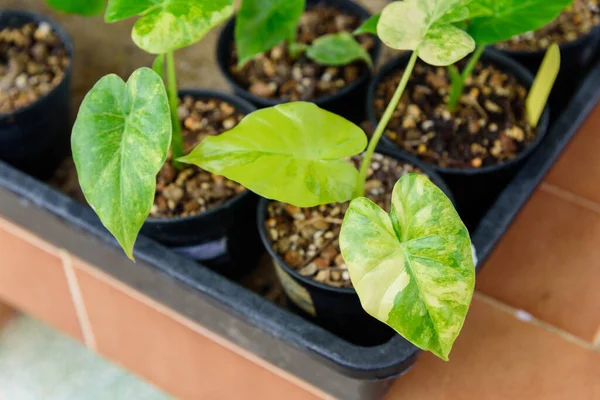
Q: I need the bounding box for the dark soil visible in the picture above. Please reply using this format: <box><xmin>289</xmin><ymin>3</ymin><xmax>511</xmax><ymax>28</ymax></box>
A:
<box><xmin>497</xmin><ymin>0</ymin><xmax>600</xmax><ymax>51</ymax></box>
<box><xmin>150</xmin><ymin>96</ymin><xmax>246</xmax><ymax>218</ymax></box>
<box><xmin>0</xmin><ymin>22</ymin><xmax>69</xmax><ymax>113</ymax></box>
<box><xmin>374</xmin><ymin>61</ymin><xmax>536</xmax><ymax>169</ymax></box>
<box><xmin>264</xmin><ymin>153</ymin><xmax>422</xmax><ymax>289</ymax></box>
<box><xmin>228</xmin><ymin>5</ymin><xmax>375</xmax><ymax>101</ymax></box>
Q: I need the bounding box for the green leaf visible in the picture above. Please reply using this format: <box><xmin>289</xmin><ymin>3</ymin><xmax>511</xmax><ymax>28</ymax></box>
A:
<box><xmin>235</xmin><ymin>0</ymin><xmax>305</xmax><ymax>66</ymax></box>
<box><xmin>377</xmin><ymin>0</ymin><xmax>475</xmax><ymax>66</ymax></box>
<box><xmin>105</xmin><ymin>0</ymin><xmax>234</xmax><ymax>54</ymax></box>
<box><xmin>179</xmin><ymin>102</ymin><xmax>367</xmax><ymax>207</ymax></box>
<box><xmin>71</xmin><ymin>68</ymin><xmax>172</xmax><ymax>259</ymax></box>
<box><xmin>306</xmin><ymin>32</ymin><xmax>372</xmax><ymax>68</ymax></box>
<box><xmin>527</xmin><ymin>43</ymin><xmax>560</xmax><ymax>127</ymax></box>
<box><xmin>152</xmin><ymin>54</ymin><xmax>165</xmax><ymax>81</ymax></box>
<box><xmin>354</xmin><ymin>13</ymin><xmax>380</xmax><ymax>35</ymax></box>
<box><xmin>289</xmin><ymin>42</ymin><xmax>308</xmax><ymax>59</ymax></box>
<box><xmin>466</xmin><ymin>0</ymin><xmax>573</xmax><ymax>45</ymax></box>
<box><xmin>47</xmin><ymin>0</ymin><xmax>105</xmax><ymax>16</ymax></box>
<box><xmin>339</xmin><ymin>174</ymin><xmax>475</xmax><ymax>360</ymax></box>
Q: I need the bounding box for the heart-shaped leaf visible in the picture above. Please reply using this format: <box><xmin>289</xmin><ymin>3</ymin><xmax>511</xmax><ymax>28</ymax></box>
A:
<box><xmin>306</xmin><ymin>32</ymin><xmax>372</xmax><ymax>67</ymax></box>
<box><xmin>47</xmin><ymin>0</ymin><xmax>105</xmax><ymax>15</ymax></box>
<box><xmin>340</xmin><ymin>174</ymin><xmax>475</xmax><ymax>360</ymax></box>
<box><xmin>179</xmin><ymin>102</ymin><xmax>367</xmax><ymax>207</ymax></box>
<box><xmin>72</xmin><ymin>68</ymin><xmax>171</xmax><ymax>259</ymax></box>
<box><xmin>466</xmin><ymin>0</ymin><xmax>573</xmax><ymax>45</ymax></box>
<box><xmin>377</xmin><ymin>0</ymin><xmax>475</xmax><ymax>66</ymax></box>
<box><xmin>354</xmin><ymin>13</ymin><xmax>380</xmax><ymax>35</ymax></box>
<box><xmin>235</xmin><ymin>0</ymin><xmax>305</xmax><ymax>66</ymax></box>
<box><xmin>105</xmin><ymin>0</ymin><xmax>234</xmax><ymax>54</ymax></box>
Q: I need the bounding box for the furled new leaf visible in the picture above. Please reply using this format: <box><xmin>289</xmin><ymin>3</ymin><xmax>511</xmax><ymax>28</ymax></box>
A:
<box><xmin>72</xmin><ymin>68</ymin><xmax>171</xmax><ymax>259</ymax></box>
<box><xmin>377</xmin><ymin>0</ymin><xmax>475</xmax><ymax>66</ymax></box>
<box><xmin>179</xmin><ymin>102</ymin><xmax>367</xmax><ymax>207</ymax></box>
<box><xmin>527</xmin><ymin>43</ymin><xmax>560</xmax><ymax>127</ymax></box>
<box><xmin>306</xmin><ymin>32</ymin><xmax>372</xmax><ymax>67</ymax></box>
<box><xmin>104</xmin><ymin>0</ymin><xmax>233</xmax><ymax>54</ymax></box>
<box><xmin>466</xmin><ymin>0</ymin><xmax>573</xmax><ymax>45</ymax></box>
<box><xmin>339</xmin><ymin>174</ymin><xmax>475</xmax><ymax>360</ymax></box>
<box><xmin>235</xmin><ymin>0</ymin><xmax>305</xmax><ymax>66</ymax></box>
<box><xmin>354</xmin><ymin>13</ymin><xmax>380</xmax><ymax>35</ymax></box>
<box><xmin>47</xmin><ymin>0</ymin><xmax>105</xmax><ymax>16</ymax></box>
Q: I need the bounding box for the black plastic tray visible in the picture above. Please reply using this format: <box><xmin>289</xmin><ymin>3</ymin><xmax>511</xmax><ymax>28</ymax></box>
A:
<box><xmin>1</xmin><ymin>59</ymin><xmax>600</xmax><ymax>400</ymax></box>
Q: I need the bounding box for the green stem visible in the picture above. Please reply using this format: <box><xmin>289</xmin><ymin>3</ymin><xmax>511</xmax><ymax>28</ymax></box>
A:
<box><xmin>166</xmin><ymin>51</ymin><xmax>184</xmax><ymax>167</ymax></box>
<box><xmin>355</xmin><ymin>51</ymin><xmax>419</xmax><ymax>198</ymax></box>
<box><xmin>448</xmin><ymin>45</ymin><xmax>484</xmax><ymax>112</ymax></box>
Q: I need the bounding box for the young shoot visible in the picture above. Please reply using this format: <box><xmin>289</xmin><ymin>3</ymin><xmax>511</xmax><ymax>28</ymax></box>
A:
<box><xmin>181</xmin><ymin>0</ymin><xmax>478</xmax><ymax>360</ymax></box>
<box><xmin>71</xmin><ymin>0</ymin><xmax>234</xmax><ymax>258</ymax></box>
<box><xmin>357</xmin><ymin>0</ymin><xmax>572</xmax><ymax>113</ymax></box>
<box><xmin>235</xmin><ymin>0</ymin><xmax>372</xmax><ymax>68</ymax></box>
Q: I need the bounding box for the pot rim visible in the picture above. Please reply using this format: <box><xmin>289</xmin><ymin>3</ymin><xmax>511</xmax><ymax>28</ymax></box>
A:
<box><xmin>216</xmin><ymin>0</ymin><xmax>382</xmax><ymax>107</ymax></box>
<box><xmin>145</xmin><ymin>89</ymin><xmax>257</xmax><ymax>226</ymax></box>
<box><xmin>257</xmin><ymin>146</ymin><xmax>454</xmax><ymax>295</ymax></box>
<box><xmin>498</xmin><ymin>22</ymin><xmax>600</xmax><ymax>57</ymax></box>
<box><xmin>0</xmin><ymin>9</ymin><xmax>73</xmax><ymax>120</ymax></box>
<box><xmin>367</xmin><ymin>47</ymin><xmax>551</xmax><ymax>176</ymax></box>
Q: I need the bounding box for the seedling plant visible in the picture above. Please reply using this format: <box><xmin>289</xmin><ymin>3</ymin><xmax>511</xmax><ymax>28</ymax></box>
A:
<box><xmin>360</xmin><ymin>0</ymin><xmax>570</xmax><ymax>121</ymax></box>
<box><xmin>235</xmin><ymin>0</ymin><xmax>373</xmax><ymax>68</ymax></box>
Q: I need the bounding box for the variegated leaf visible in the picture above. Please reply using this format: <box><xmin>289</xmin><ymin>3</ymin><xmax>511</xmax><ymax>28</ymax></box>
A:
<box><xmin>72</xmin><ymin>68</ymin><xmax>171</xmax><ymax>259</ymax></box>
<box><xmin>339</xmin><ymin>174</ymin><xmax>475</xmax><ymax>360</ymax></box>
<box><xmin>377</xmin><ymin>0</ymin><xmax>475</xmax><ymax>66</ymax></box>
<box><xmin>105</xmin><ymin>0</ymin><xmax>233</xmax><ymax>54</ymax></box>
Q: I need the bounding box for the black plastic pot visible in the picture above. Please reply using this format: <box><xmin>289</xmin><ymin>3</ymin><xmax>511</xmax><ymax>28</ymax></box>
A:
<box><xmin>258</xmin><ymin>146</ymin><xmax>454</xmax><ymax>346</ymax></box>
<box><xmin>498</xmin><ymin>24</ymin><xmax>600</xmax><ymax>110</ymax></box>
<box><xmin>216</xmin><ymin>0</ymin><xmax>381</xmax><ymax>124</ymax></box>
<box><xmin>0</xmin><ymin>10</ymin><xmax>72</xmax><ymax>180</ymax></box>
<box><xmin>141</xmin><ymin>90</ymin><xmax>260</xmax><ymax>278</ymax></box>
<box><xmin>369</xmin><ymin>48</ymin><xmax>551</xmax><ymax>230</ymax></box>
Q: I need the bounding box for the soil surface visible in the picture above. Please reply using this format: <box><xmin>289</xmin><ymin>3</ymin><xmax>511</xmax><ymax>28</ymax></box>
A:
<box><xmin>497</xmin><ymin>0</ymin><xmax>600</xmax><ymax>51</ymax></box>
<box><xmin>228</xmin><ymin>5</ymin><xmax>375</xmax><ymax>101</ymax></box>
<box><xmin>374</xmin><ymin>61</ymin><xmax>536</xmax><ymax>169</ymax></box>
<box><xmin>150</xmin><ymin>96</ymin><xmax>246</xmax><ymax>218</ymax></box>
<box><xmin>0</xmin><ymin>22</ymin><xmax>69</xmax><ymax>113</ymax></box>
<box><xmin>264</xmin><ymin>153</ymin><xmax>422</xmax><ymax>289</ymax></box>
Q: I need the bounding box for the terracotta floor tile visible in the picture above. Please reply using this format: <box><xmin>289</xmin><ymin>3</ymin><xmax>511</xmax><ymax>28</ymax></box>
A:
<box><xmin>476</xmin><ymin>188</ymin><xmax>600</xmax><ymax>342</ymax></box>
<box><xmin>546</xmin><ymin>103</ymin><xmax>600</xmax><ymax>203</ymax></box>
<box><xmin>0</xmin><ymin>224</ymin><xmax>83</xmax><ymax>341</ymax></box>
<box><xmin>385</xmin><ymin>295</ymin><xmax>600</xmax><ymax>400</ymax></box>
<box><xmin>72</xmin><ymin>259</ymin><xmax>325</xmax><ymax>400</ymax></box>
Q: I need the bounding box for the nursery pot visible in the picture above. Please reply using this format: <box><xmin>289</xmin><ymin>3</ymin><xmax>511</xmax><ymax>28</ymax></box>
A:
<box><xmin>0</xmin><ymin>10</ymin><xmax>72</xmax><ymax>180</ymax></box>
<box><xmin>258</xmin><ymin>146</ymin><xmax>454</xmax><ymax>346</ymax></box>
<box><xmin>369</xmin><ymin>48</ymin><xmax>551</xmax><ymax>230</ymax></box>
<box><xmin>499</xmin><ymin>24</ymin><xmax>600</xmax><ymax>110</ymax></box>
<box><xmin>141</xmin><ymin>90</ymin><xmax>260</xmax><ymax>278</ymax></box>
<box><xmin>216</xmin><ymin>0</ymin><xmax>381</xmax><ymax>124</ymax></box>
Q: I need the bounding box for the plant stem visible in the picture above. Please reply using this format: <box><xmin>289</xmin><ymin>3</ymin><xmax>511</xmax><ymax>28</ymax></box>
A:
<box><xmin>447</xmin><ymin>45</ymin><xmax>484</xmax><ymax>112</ymax></box>
<box><xmin>355</xmin><ymin>51</ymin><xmax>419</xmax><ymax>198</ymax></box>
<box><xmin>166</xmin><ymin>51</ymin><xmax>184</xmax><ymax>167</ymax></box>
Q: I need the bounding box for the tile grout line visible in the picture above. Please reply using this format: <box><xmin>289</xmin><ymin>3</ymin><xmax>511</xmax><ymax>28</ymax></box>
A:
<box><xmin>59</xmin><ymin>250</ymin><xmax>97</xmax><ymax>351</ymax></box>
<box><xmin>72</xmin><ymin>258</ymin><xmax>337</xmax><ymax>400</ymax></box>
<box><xmin>474</xmin><ymin>292</ymin><xmax>600</xmax><ymax>353</ymax></box>
<box><xmin>540</xmin><ymin>182</ymin><xmax>600</xmax><ymax>215</ymax></box>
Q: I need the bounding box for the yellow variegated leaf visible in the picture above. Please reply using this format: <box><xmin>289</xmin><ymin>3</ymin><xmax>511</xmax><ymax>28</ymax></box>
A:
<box><xmin>339</xmin><ymin>174</ymin><xmax>475</xmax><ymax>360</ymax></box>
